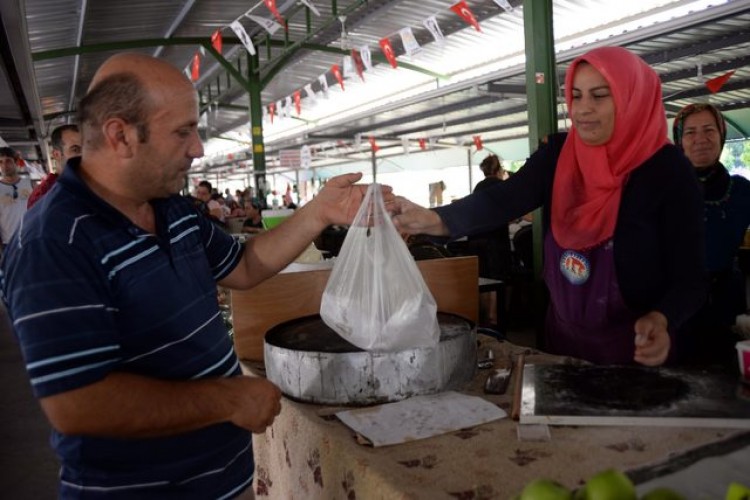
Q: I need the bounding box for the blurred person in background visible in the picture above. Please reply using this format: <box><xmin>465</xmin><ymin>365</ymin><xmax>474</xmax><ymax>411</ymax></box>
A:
<box><xmin>0</xmin><ymin>146</ymin><xmax>32</xmax><ymax>251</ymax></box>
<box><xmin>28</xmin><ymin>124</ymin><xmax>81</xmax><ymax>209</ymax></box>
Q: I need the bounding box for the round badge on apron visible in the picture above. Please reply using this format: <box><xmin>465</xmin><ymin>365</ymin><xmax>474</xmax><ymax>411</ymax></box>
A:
<box><xmin>559</xmin><ymin>250</ymin><xmax>590</xmax><ymax>285</ymax></box>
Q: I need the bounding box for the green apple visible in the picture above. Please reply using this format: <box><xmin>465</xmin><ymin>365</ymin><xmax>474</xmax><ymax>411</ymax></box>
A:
<box><xmin>519</xmin><ymin>478</ymin><xmax>573</xmax><ymax>500</ymax></box>
<box><xmin>582</xmin><ymin>469</ymin><xmax>636</xmax><ymax>500</ymax></box>
<box><xmin>726</xmin><ymin>482</ymin><xmax>750</xmax><ymax>500</ymax></box>
<box><xmin>640</xmin><ymin>487</ymin><xmax>685</xmax><ymax>500</ymax></box>
<box><xmin>573</xmin><ymin>486</ymin><xmax>587</xmax><ymax>500</ymax></box>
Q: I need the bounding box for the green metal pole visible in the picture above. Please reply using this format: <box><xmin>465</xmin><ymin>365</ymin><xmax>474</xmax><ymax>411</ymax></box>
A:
<box><xmin>247</xmin><ymin>53</ymin><xmax>268</xmax><ymax>207</ymax></box>
<box><xmin>524</xmin><ymin>0</ymin><xmax>557</xmax><ymax>278</ymax></box>
<box><xmin>523</xmin><ymin>0</ymin><xmax>557</xmax><ymax>346</ymax></box>
<box><xmin>524</xmin><ymin>0</ymin><xmax>557</xmax><ymax>151</ymax></box>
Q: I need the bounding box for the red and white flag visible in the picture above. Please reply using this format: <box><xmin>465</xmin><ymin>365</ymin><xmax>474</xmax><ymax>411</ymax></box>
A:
<box><xmin>293</xmin><ymin>90</ymin><xmax>302</xmax><ymax>115</ymax></box>
<box><xmin>332</xmin><ymin>64</ymin><xmax>345</xmax><ymax>90</ymax></box>
<box><xmin>399</xmin><ymin>27</ymin><xmax>421</xmax><ymax>57</ymax></box>
<box><xmin>450</xmin><ymin>0</ymin><xmax>482</xmax><ymax>32</ymax></box>
<box><xmin>318</xmin><ymin>74</ymin><xmax>329</xmax><ymax>95</ymax></box>
<box><xmin>304</xmin><ymin>83</ymin><xmax>316</xmax><ymax>102</ymax></box>
<box><xmin>284</xmin><ymin>96</ymin><xmax>292</xmax><ymax>118</ymax></box>
<box><xmin>351</xmin><ymin>50</ymin><xmax>365</xmax><ymax>82</ymax></box>
<box><xmin>230</xmin><ymin>20</ymin><xmax>256</xmax><ymax>56</ymax></box>
<box><xmin>705</xmin><ymin>70</ymin><xmax>735</xmax><ymax>93</ymax></box>
<box><xmin>264</xmin><ymin>0</ymin><xmax>286</xmax><ymax>30</ymax></box>
<box><xmin>211</xmin><ymin>29</ymin><xmax>223</xmax><ymax>55</ymax></box>
<box><xmin>299</xmin><ymin>0</ymin><xmax>320</xmax><ymax>16</ymax></box>
<box><xmin>268</xmin><ymin>102</ymin><xmax>276</xmax><ymax>123</ymax></box>
<box><xmin>473</xmin><ymin>135</ymin><xmax>483</xmax><ymax>151</ymax></box>
<box><xmin>423</xmin><ymin>16</ymin><xmax>445</xmax><ymax>46</ymax></box>
<box><xmin>342</xmin><ymin>55</ymin><xmax>355</xmax><ymax>80</ymax></box>
<box><xmin>418</xmin><ymin>138</ymin><xmax>427</xmax><ymax>150</ymax></box>
<box><xmin>379</xmin><ymin>37</ymin><xmax>398</xmax><ymax>68</ymax></box>
<box><xmin>492</xmin><ymin>0</ymin><xmax>514</xmax><ymax>12</ymax></box>
<box><xmin>369</xmin><ymin>136</ymin><xmax>380</xmax><ymax>153</ymax></box>
<box><xmin>191</xmin><ymin>53</ymin><xmax>200</xmax><ymax>81</ymax></box>
<box><xmin>401</xmin><ymin>137</ymin><xmax>410</xmax><ymax>155</ymax></box>
<box><xmin>247</xmin><ymin>14</ymin><xmax>282</xmax><ymax>35</ymax></box>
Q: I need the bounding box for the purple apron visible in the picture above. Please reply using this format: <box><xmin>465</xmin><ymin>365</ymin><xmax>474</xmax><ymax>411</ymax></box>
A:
<box><xmin>543</xmin><ymin>232</ymin><xmax>639</xmax><ymax>364</ymax></box>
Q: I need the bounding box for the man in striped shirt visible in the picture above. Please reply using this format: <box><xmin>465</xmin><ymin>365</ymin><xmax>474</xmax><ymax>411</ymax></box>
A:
<box><xmin>1</xmin><ymin>53</ymin><xmax>386</xmax><ymax>499</ymax></box>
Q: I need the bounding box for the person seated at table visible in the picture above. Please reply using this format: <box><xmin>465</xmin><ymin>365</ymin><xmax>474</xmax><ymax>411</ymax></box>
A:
<box><xmin>242</xmin><ymin>202</ymin><xmax>264</xmax><ymax>234</ymax></box>
<box><xmin>672</xmin><ymin>102</ymin><xmax>750</xmax><ymax>367</ymax></box>
<box><xmin>392</xmin><ymin>46</ymin><xmax>706</xmax><ymax>367</ymax></box>
<box><xmin>467</xmin><ymin>154</ymin><xmax>513</xmax><ymax>328</ymax></box>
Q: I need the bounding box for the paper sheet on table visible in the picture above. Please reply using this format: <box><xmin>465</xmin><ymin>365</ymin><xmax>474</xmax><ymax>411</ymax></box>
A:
<box><xmin>336</xmin><ymin>391</ymin><xmax>507</xmax><ymax>447</ymax></box>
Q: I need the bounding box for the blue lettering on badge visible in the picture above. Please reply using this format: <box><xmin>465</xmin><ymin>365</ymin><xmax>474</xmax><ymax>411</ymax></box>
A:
<box><xmin>560</xmin><ymin>250</ymin><xmax>590</xmax><ymax>285</ymax></box>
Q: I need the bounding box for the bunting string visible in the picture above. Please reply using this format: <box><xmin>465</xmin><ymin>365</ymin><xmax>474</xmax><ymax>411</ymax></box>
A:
<box><xmin>190</xmin><ymin>1</ymin><xmax>508</xmax><ymax>163</ymax></box>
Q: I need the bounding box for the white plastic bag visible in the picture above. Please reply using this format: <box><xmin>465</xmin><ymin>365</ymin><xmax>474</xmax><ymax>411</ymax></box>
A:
<box><xmin>320</xmin><ymin>183</ymin><xmax>440</xmax><ymax>351</ymax></box>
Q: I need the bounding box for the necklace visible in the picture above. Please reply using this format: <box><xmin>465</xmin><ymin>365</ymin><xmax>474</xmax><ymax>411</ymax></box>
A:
<box><xmin>704</xmin><ymin>177</ymin><xmax>732</xmax><ymax>207</ymax></box>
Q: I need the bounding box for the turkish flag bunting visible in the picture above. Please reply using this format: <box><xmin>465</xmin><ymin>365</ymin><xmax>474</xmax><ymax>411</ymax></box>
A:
<box><xmin>211</xmin><ymin>30</ymin><xmax>222</xmax><ymax>55</ymax></box>
<box><xmin>351</xmin><ymin>50</ymin><xmax>365</xmax><ymax>82</ymax></box>
<box><xmin>332</xmin><ymin>64</ymin><xmax>345</xmax><ymax>90</ymax></box>
<box><xmin>473</xmin><ymin>135</ymin><xmax>483</xmax><ymax>151</ymax></box>
<box><xmin>705</xmin><ymin>70</ymin><xmax>735</xmax><ymax>93</ymax></box>
<box><xmin>369</xmin><ymin>136</ymin><xmax>380</xmax><ymax>152</ymax></box>
<box><xmin>450</xmin><ymin>0</ymin><xmax>482</xmax><ymax>32</ymax></box>
<box><xmin>293</xmin><ymin>90</ymin><xmax>302</xmax><ymax>115</ymax></box>
<box><xmin>379</xmin><ymin>37</ymin><xmax>398</xmax><ymax>68</ymax></box>
<box><xmin>268</xmin><ymin>102</ymin><xmax>276</xmax><ymax>123</ymax></box>
<box><xmin>191</xmin><ymin>53</ymin><xmax>200</xmax><ymax>81</ymax></box>
<box><xmin>264</xmin><ymin>0</ymin><xmax>286</xmax><ymax>30</ymax></box>
<box><xmin>418</xmin><ymin>138</ymin><xmax>427</xmax><ymax>150</ymax></box>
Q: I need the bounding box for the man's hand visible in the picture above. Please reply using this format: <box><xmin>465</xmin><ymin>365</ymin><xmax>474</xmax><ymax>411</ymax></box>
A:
<box><xmin>227</xmin><ymin>377</ymin><xmax>282</xmax><ymax>434</ymax></box>
<box><xmin>633</xmin><ymin>311</ymin><xmax>670</xmax><ymax>366</ymax></box>
<box><xmin>40</xmin><ymin>372</ymin><xmax>283</xmax><ymax>438</ymax></box>
<box><xmin>309</xmin><ymin>172</ymin><xmax>394</xmax><ymax>228</ymax></box>
<box><xmin>391</xmin><ymin>196</ymin><xmax>450</xmax><ymax>236</ymax></box>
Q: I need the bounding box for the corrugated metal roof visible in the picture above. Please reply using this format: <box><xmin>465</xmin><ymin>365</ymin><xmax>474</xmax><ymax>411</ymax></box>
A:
<box><xmin>1</xmin><ymin>0</ymin><xmax>749</xmax><ymax>180</ymax></box>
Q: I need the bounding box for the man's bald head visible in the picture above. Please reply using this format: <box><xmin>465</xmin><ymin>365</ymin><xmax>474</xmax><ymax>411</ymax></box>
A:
<box><xmin>88</xmin><ymin>53</ymin><xmax>189</xmax><ymax>92</ymax></box>
<box><xmin>77</xmin><ymin>53</ymin><xmax>193</xmax><ymax>151</ymax></box>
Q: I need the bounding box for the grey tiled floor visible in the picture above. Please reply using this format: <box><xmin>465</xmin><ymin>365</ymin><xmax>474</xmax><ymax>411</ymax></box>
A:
<box><xmin>0</xmin><ymin>303</ymin><xmax>59</xmax><ymax>499</ymax></box>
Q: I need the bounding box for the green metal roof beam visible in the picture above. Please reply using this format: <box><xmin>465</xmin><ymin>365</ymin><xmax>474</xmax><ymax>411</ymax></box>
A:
<box><xmin>724</xmin><ymin>114</ymin><xmax>749</xmax><ymax>138</ymax></box>
<box><xmin>32</xmin><ymin>37</ymin><xmax>209</xmax><ymax>61</ymax></box>
<box><xmin>33</xmin><ymin>38</ymin><xmax>252</xmax><ymax>94</ymax></box>
<box><xmin>200</xmin><ymin>42</ymin><xmax>252</xmax><ymax>92</ymax></box>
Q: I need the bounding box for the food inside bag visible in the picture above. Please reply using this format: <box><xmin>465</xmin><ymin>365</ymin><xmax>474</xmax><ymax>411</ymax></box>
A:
<box><xmin>320</xmin><ymin>183</ymin><xmax>440</xmax><ymax>351</ymax></box>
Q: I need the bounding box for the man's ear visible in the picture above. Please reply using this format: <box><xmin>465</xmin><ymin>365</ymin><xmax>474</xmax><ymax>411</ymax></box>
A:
<box><xmin>102</xmin><ymin>118</ymin><xmax>136</xmax><ymax>158</ymax></box>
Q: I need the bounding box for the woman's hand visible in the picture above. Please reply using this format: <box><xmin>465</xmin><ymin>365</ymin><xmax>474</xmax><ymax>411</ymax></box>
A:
<box><xmin>391</xmin><ymin>196</ymin><xmax>450</xmax><ymax>236</ymax></box>
<box><xmin>633</xmin><ymin>311</ymin><xmax>670</xmax><ymax>366</ymax></box>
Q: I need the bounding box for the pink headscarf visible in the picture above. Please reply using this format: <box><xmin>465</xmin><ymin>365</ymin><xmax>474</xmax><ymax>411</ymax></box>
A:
<box><xmin>551</xmin><ymin>46</ymin><xmax>669</xmax><ymax>250</ymax></box>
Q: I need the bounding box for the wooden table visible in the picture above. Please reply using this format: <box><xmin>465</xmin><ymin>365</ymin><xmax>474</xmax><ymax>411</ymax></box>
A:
<box><xmin>247</xmin><ymin>338</ymin><xmax>750</xmax><ymax>499</ymax></box>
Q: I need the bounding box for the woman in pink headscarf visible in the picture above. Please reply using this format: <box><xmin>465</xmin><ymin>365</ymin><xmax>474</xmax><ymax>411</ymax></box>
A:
<box><xmin>392</xmin><ymin>47</ymin><xmax>705</xmax><ymax>366</ymax></box>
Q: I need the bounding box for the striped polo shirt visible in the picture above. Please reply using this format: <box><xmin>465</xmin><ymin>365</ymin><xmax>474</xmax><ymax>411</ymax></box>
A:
<box><xmin>1</xmin><ymin>158</ymin><xmax>253</xmax><ymax>499</ymax></box>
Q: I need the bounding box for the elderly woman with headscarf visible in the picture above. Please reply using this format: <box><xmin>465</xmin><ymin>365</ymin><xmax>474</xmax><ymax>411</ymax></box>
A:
<box><xmin>673</xmin><ymin>103</ymin><xmax>750</xmax><ymax>366</ymax></box>
<box><xmin>392</xmin><ymin>47</ymin><xmax>706</xmax><ymax>366</ymax></box>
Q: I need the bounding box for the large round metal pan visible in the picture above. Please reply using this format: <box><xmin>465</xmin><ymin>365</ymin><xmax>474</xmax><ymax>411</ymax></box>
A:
<box><xmin>264</xmin><ymin>312</ymin><xmax>476</xmax><ymax>405</ymax></box>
